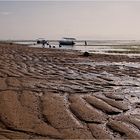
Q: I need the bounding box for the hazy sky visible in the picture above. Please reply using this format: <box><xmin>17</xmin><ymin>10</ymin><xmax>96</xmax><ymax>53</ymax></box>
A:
<box><xmin>1</xmin><ymin>1</ymin><xmax>140</xmax><ymax>40</ymax></box>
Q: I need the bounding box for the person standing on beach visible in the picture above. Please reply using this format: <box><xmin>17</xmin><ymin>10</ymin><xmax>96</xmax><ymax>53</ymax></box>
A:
<box><xmin>42</xmin><ymin>40</ymin><xmax>46</xmax><ymax>48</ymax></box>
<box><xmin>85</xmin><ymin>41</ymin><xmax>87</xmax><ymax>46</ymax></box>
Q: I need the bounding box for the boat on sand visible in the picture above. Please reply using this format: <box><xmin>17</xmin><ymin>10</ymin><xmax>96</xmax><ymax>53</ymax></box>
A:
<box><xmin>59</xmin><ymin>38</ymin><xmax>76</xmax><ymax>46</ymax></box>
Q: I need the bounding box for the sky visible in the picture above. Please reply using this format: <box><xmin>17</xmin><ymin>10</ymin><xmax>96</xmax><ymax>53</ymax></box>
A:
<box><xmin>1</xmin><ymin>1</ymin><xmax>140</xmax><ymax>40</ymax></box>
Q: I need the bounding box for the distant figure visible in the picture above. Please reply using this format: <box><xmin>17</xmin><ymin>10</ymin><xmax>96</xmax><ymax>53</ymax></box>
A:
<box><xmin>46</xmin><ymin>42</ymin><xmax>49</xmax><ymax>46</ymax></box>
<box><xmin>53</xmin><ymin>46</ymin><xmax>55</xmax><ymax>48</ymax></box>
<box><xmin>49</xmin><ymin>45</ymin><xmax>51</xmax><ymax>48</ymax></box>
<box><xmin>59</xmin><ymin>44</ymin><xmax>62</xmax><ymax>48</ymax></box>
<box><xmin>42</xmin><ymin>40</ymin><xmax>46</xmax><ymax>48</ymax></box>
<box><xmin>85</xmin><ymin>41</ymin><xmax>87</xmax><ymax>46</ymax></box>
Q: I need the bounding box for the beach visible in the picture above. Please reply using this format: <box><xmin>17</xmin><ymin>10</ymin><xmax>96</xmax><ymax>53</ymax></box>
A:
<box><xmin>0</xmin><ymin>42</ymin><xmax>140</xmax><ymax>139</ymax></box>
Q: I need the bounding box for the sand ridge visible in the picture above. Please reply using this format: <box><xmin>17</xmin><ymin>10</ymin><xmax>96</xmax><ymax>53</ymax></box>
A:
<box><xmin>0</xmin><ymin>43</ymin><xmax>140</xmax><ymax>139</ymax></box>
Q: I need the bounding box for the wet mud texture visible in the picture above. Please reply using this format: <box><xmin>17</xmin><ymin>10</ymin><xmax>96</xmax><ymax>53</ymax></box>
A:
<box><xmin>0</xmin><ymin>43</ymin><xmax>140</xmax><ymax>139</ymax></box>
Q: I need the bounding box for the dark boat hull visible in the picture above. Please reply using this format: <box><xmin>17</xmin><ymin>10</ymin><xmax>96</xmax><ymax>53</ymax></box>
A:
<box><xmin>59</xmin><ymin>41</ymin><xmax>75</xmax><ymax>45</ymax></box>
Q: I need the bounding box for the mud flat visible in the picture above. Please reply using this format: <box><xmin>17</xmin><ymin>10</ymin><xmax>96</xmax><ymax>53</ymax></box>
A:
<box><xmin>0</xmin><ymin>43</ymin><xmax>140</xmax><ymax>139</ymax></box>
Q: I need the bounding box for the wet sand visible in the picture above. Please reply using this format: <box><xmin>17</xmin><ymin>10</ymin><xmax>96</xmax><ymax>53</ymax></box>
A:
<box><xmin>0</xmin><ymin>43</ymin><xmax>140</xmax><ymax>139</ymax></box>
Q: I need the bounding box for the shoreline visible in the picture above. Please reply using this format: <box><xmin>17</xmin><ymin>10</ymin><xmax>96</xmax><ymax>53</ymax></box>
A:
<box><xmin>1</xmin><ymin>41</ymin><xmax>140</xmax><ymax>61</ymax></box>
<box><xmin>0</xmin><ymin>43</ymin><xmax>140</xmax><ymax>139</ymax></box>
